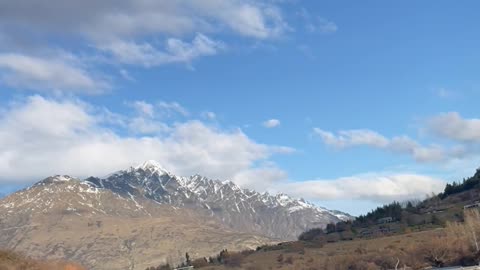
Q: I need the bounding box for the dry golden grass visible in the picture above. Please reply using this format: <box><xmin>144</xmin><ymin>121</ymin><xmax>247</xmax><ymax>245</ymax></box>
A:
<box><xmin>0</xmin><ymin>250</ymin><xmax>85</xmax><ymax>270</ymax></box>
<box><xmin>197</xmin><ymin>220</ymin><xmax>480</xmax><ymax>270</ymax></box>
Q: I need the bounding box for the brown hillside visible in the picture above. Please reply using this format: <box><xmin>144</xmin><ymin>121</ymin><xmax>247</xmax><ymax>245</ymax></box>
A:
<box><xmin>0</xmin><ymin>250</ymin><xmax>85</xmax><ymax>270</ymax></box>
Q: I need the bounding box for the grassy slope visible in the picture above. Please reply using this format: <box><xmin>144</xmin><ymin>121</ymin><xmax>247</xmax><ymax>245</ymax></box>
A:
<box><xmin>188</xmin><ymin>176</ymin><xmax>480</xmax><ymax>270</ymax></box>
<box><xmin>0</xmin><ymin>250</ymin><xmax>85</xmax><ymax>270</ymax></box>
<box><xmin>194</xmin><ymin>229</ymin><xmax>444</xmax><ymax>269</ymax></box>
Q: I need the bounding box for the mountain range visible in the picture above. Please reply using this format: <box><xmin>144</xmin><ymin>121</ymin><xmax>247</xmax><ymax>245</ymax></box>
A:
<box><xmin>0</xmin><ymin>160</ymin><xmax>351</xmax><ymax>269</ymax></box>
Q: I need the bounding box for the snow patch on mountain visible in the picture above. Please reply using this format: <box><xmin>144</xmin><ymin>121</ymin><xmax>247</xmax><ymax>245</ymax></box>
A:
<box><xmin>7</xmin><ymin>160</ymin><xmax>352</xmax><ymax>240</ymax></box>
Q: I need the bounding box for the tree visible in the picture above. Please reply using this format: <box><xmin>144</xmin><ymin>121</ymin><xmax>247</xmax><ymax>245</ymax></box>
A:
<box><xmin>298</xmin><ymin>228</ymin><xmax>325</xmax><ymax>241</ymax></box>
<box><xmin>326</xmin><ymin>223</ymin><xmax>336</xmax><ymax>234</ymax></box>
<box><xmin>431</xmin><ymin>214</ymin><xmax>445</xmax><ymax>226</ymax></box>
<box><xmin>185</xmin><ymin>252</ymin><xmax>191</xmax><ymax>266</ymax></box>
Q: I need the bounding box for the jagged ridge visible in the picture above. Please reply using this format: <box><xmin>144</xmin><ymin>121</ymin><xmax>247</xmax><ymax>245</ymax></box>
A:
<box><xmin>0</xmin><ymin>174</ymin><xmax>274</xmax><ymax>270</ymax></box>
<box><xmin>85</xmin><ymin>160</ymin><xmax>351</xmax><ymax>239</ymax></box>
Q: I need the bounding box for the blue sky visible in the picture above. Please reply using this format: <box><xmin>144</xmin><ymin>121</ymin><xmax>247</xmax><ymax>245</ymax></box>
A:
<box><xmin>1</xmin><ymin>1</ymin><xmax>480</xmax><ymax>215</ymax></box>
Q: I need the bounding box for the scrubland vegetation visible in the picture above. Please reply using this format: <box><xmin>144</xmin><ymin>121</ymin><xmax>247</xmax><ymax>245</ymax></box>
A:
<box><xmin>147</xmin><ymin>169</ymin><xmax>480</xmax><ymax>269</ymax></box>
<box><xmin>0</xmin><ymin>250</ymin><xmax>85</xmax><ymax>270</ymax></box>
<box><xmin>151</xmin><ymin>211</ymin><xmax>480</xmax><ymax>269</ymax></box>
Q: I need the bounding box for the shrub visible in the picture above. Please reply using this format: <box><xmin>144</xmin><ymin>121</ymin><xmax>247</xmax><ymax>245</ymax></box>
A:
<box><xmin>192</xmin><ymin>258</ymin><xmax>209</xmax><ymax>268</ymax></box>
<box><xmin>224</xmin><ymin>253</ymin><xmax>244</xmax><ymax>267</ymax></box>
<box><xmin>298</xmin><ymin>228</ymin><xmax>325</xmax><ymax>241</ymax></box>
<box><xmin>284</xmin><ymin>256</ymin><xmax>294</xmax><ymax>264</ymax></box>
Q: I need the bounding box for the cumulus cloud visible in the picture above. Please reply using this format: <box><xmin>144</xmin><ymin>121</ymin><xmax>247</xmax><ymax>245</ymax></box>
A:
<box><xmin>157</xmin><ymin>101</ymin><xmax>189</xmax><ymax>117</ymax></box>
<box><xmin>0</xmin><ymin>96</ymin><xmax>292</xmax><ymax>187</ymax></box>
<box><xmin>0</xmin><ymin>0</ymin><xmax>290</xmax><ymax>94</ymax></box>
<box><xmin>233</xmin><ymin>166</ymin><xmax>288</xmax><ymax>191</ymax></box>
<box><xmin>128</xmin><ymin>100</ymin><xmax>189</xmax><ymax>121</ymax></box>
<box><xmin>201</xmin><ymin>111</ymin><xmax>217</xmax><ymax>120</ymax></box>
<box><xmin>263</xmin><ymin>119</ymin><xmax>281</xmax><ymax>128</ymax></box>
<box><xmin>127</xmin><ymin>117</ymin><xmax>170</xmax><ymax>135</ymax></box>
<box><xmin>130</xmin><ymin>101</ymin><xmax>154</xmax><ymax>117</ymax></box>
<box><xmin>0</xmin><ymin>53</ymin><xmax>109</xmax><ymax>94</ymax></box>
<box><xmin>313</xmin><ymin>128</ymin><xmax>464</xmax><ymax>163</ymax></box>
<box><xmin>280</xmin><ymin>173</ymin><xmax>445</xmax><ymax>203</ymax></box>
<box><xmin>313</xmin><ymin>128</ymin><xmax>388</xmax><ymax>148</ymax></box>
<box><xmin>427</xmin><ymin>112</ymin><xmax>480</xmax><ymax>143</ymax></box>
<box><xmin>0</xmin><ymin>0</ymin><xmax>288</xmax><ymax>42</ymax></box>
<box><xmin>100</xmin><ymin>34</ymin><xmax>224</xmax><ymax>67</ymax></box>
<box><xmin>124</xmin><ymin>100</ymin><xmax>172</xmax><ymax>135</ymax></box>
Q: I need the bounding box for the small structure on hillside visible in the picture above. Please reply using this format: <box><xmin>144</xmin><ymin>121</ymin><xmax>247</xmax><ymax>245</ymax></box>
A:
<box><xmin>376</xmin><ymin>217</ymin><xmax>393</xmax><ymax>224</ymax></box>
<box><xmin>464</xmin><ymin>201</ymin><xmax>480</xmax><ymax>210</ymax></box>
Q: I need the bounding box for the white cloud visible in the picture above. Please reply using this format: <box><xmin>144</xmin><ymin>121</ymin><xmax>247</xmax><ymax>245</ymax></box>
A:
<box><xmin>298</xmin><ymin>8</ymin><xmax>337</xmax><ymax>34</ymax></box>
<box><xmin>130</xmin><ymin>101</ymin><xmax>154</xmax><ymax>117</ymax></box>
<box><xmin>0</xmin><ymin>1</ymin><xmax>290</xmax><ymax>94</ymax></box>
<box><xmin>313</xmin><ymin>128</ymin><xmax>388</xmax><ymax>148</ymax></box>
<box><xmin>280</xmin><ymin>173</ymin><xmax>445</xmax><ymax>203</ymax></box>
<box><xmin>233</xmin><ymin>166</ymin><xmax>288</xmax><ymax>191</ymax></box>
<box><xmin>313</xmin><ymin>128</ymin><xmax>463</xmax><ymax>163</ymax></box>
<box><xmin>0</xmin><ymin>1</ymin><xmax>288</xmax><ymax>43</ymax></box>
<box><xmin>0</xmin><ymin>53</ymin><xmax>109</xmax><ymax>94</ymax></box>
<box><xmin>202</xmin><ymin>111</ymin><xmax>217</xmax><ymax>120</ymax></box>
<box><xmin>0</xmin><ymin>0</ymin><xmax>289</xmax><ymax>46</ymax></box>
<box><xmin>127</xmin><ymin>117</ymin><xmax>169</xmax><ymax>135</ymax></box>
<box><xmin>100</xmin><ymin>34</ymin><xmax>224</xmax><ymax>67</ymax></box>
<box><xmin>158</xmin><ymin>101</ymin><xmax>189</xmax><ymax>117</ymax></box>
<box><xmin>427</xmin><ymin>112</ymin><xmax>480</xmax><ymax>143</ymax></box>
<box><xmin>126</xmin><ymin>100</ymin><xmax>191</xmax><ymax>134</ymax></box>
<box><xmin>0</xmin><ymin>96</ymin><xmax>292</xmax><ymax>187</ymax></box>
<box><xmin>119</xmin><ymin>69</ymin><xmax>134</xmax><ymax>81</ymax></box>
<box><xmin>0</xmin><ymin>97</ymin><xmax>455</xmax><ymax>206</ymax></box>
<box><xmin>263</xmin><ymin>119</ymin><xmax>281</xmax><ymax>128</ymax></box>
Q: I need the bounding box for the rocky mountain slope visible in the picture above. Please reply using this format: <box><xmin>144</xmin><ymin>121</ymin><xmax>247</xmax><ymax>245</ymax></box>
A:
<box><xmin>0</xmin><ymin>161</ymin><xmax>351</xmax><ymax>269</ymax></box>
<box><xmin>86</xmin><ymin>160</ymin><xmax>350</xmax><ymax>239</ymax></box>
<box><xmin>0</xmin><ymin>176</ymin><xmax>272</xmax><ymax>270</ymax></box>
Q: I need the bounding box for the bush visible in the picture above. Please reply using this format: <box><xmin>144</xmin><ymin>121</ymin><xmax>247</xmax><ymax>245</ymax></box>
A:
<box><xmin>298</xmin><ymin>228</ymin><xmax>325</xmax><ymax>241</ymax></box>
<box><xmin>0</xmin><ymin>250</ymin><xmax>86</xmax><ymax>270</ymax></box>
<box><xmin>191</xmin><ymin>258</ymin><xmax>209</xmax><ymax>268</ymax></box>
<box><xmin>224</xmin><ymin>253</ymin><xmax>244</xmax><ymax>267</ymax></box>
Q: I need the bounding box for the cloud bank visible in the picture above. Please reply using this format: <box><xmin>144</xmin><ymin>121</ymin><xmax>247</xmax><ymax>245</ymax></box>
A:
<box><xmin>0</xmin><ymin>0</ymin><xmax>293</xmax><ymax>94</ymax></box>
<box><xmin>0</xmin><ymin>96</ymin><xmax>292</xmax><ymax>189</ymax></box>
<box><xmin>281</xmin><ymin>173</ymin><xmax>445</xmax><ymax>203</ymax></box>
<box><xmin>313</xmin><ymin>128</ymin><xmax>466</xmax><ymax>163</ymax></box>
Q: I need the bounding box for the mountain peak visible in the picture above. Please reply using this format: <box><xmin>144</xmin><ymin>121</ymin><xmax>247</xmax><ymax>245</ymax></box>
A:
<box><xmin>133</xmin><ymin>160</ymin><xmax>170</xmax><ymax>175</ymax></box>
<box><xmin>36</xmin><ymin>175</ymin><xmax>78</xmax><ymax>185</ymax></box>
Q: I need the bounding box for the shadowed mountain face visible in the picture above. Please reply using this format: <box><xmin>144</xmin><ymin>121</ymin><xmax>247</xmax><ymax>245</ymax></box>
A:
<box><xmin>0</xmin><ymin>161</ymin><xmax>351</xmax><ymax>269</ymax></box>
<box><xmin>86</xmin><ymin>160</ymin><xmax>351</xmax><ymax>239</ymax></box>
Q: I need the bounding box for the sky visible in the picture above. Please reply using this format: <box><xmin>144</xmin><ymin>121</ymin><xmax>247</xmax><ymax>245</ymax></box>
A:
<box><xmin>1</xmin><ymin>1</ymin><xmax>480</xmax><ymax>216</ymax></box>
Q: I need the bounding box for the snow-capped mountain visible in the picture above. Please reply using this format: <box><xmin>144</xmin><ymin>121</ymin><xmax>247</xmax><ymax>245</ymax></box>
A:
<box><xmin>0</xmin><ymin>174</ymin><xmax>273</xmax><ymax>270</ymax></box>
<box><xmin>0</xmin><ymin>161</ymin><xmax>352</xmax><ymax>269</ymax></box>
<box><xmin>85</xmin><ymin>160</ymin><xmax>351</xmax><ymax>239</ymax></box>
